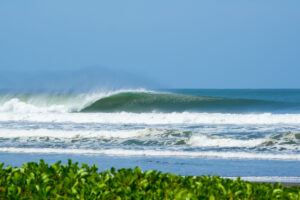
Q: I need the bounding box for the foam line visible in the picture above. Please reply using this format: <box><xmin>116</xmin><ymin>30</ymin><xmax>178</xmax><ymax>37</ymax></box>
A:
<box><xmin>0</xmin><ymin>148</ymin><xmax>300</xmax><ymax>160</ymax></box>
<box><xmin>187</xmin><ymin>135</ymin><xmax>265</xmax><ymax>148</ymax></box>
<box><xmin>1</xmin><ymin>112</ymin><xmax>300</xmax><ymax>124</ymax></box>
<box><xmin>0</xmin><ymin>129</ymin><xmax>144</xmax><ymax>139</ymax></box>
<box><xmin>226</xmin><ymin>176</ymin><xmax>300</xmax><ymax>183</ymax></box>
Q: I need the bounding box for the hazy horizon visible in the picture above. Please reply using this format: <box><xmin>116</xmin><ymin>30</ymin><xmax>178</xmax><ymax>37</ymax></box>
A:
<box><xmin>1</xmin><ymin>1</ymin><xmax>300</xmax><ymax>88</ymax></box>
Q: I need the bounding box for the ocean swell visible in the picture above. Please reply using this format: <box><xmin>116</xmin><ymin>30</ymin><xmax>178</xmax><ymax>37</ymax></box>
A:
<box><xmin>80</xmin><ymin>92</ymin><xmax>288</xmax><ymax>113</ymax></box>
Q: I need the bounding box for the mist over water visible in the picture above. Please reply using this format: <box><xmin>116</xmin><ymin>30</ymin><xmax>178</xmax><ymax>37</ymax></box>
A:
<box><xmin>0</xmin><ymin>67</ymin><xmax>159</xmax><ymax>93</ymax></box>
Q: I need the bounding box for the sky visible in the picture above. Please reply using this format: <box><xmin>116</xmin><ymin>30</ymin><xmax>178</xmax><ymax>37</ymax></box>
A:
<box><xmin>0</xmin><ymin>0</ymin><xmax>299</xmax><ymax>89</ymax></box>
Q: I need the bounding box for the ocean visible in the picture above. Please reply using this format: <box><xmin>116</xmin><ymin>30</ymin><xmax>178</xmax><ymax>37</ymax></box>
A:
<box><xmin>0</xmin><ymin>89</ymin><xmax>300</xmax><ymax>182</ymax></box>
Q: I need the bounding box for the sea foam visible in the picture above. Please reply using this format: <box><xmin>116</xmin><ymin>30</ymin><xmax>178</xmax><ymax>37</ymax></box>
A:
<box><xmin>1</xmin><ymin>112</ymin><xmax>300</xmax><ymax>125</ymax></box>
<box><xmin>0</xmin><ymin>147</ymin><xmax>299</xmax><ymax>160</ymax></box>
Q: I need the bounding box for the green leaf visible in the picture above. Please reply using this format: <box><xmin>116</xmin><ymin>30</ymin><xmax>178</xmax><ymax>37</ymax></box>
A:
<box><xmin>0</xmin><ymin>160</ymin><xmax>299</xmax><ymax>199</ymax></box>
<box><xmin>209</xmin><ymin>194</ymin><xmax>215</xmax><ymax>200</ymax></box>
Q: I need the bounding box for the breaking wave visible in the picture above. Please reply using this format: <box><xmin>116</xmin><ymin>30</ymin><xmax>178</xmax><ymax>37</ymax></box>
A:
<box><xmin>0</xmin><ymin>90</ymin><xmax>296</xmax><ymax>114</ymax></box>
<box><xmin>0</xmin><ymin>128</ymin><xmax>299</xmax><ymax>152</ymax></box>
<box><xmin>80</xmin><ymin>92</ymin><xmax>291</xmax><ymax>113</ymax></box>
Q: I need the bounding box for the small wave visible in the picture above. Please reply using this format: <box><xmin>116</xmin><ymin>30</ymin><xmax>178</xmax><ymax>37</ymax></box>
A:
<box><xmin>0</xmin><ymin>128</ymin><xmax>192</xmax><ymax>147</ymax></box>
<box><xmin>259</xmin><ymin>131</ymin><xmax>300</xmax><ymax>150</ymax></box>
<box><xmin>187</xmin><ymin>131</ymin><xmax>300</xmax><ymax>150</ymax></box>
<box><xmin>187</xmin><ymin>135</ymin><xmax>265</xmax><ymax>148</ymax></box>
<box><xmin>1</xmin><ymin>128</ymin><xmax>299</xmax><ymax>152</ymax></box>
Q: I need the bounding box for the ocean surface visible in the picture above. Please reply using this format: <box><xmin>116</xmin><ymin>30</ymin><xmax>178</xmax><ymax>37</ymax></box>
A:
<box><xmin>1</xmin><ymin>89</ymin><xmax>300</xmax><ymax>182</ymax></box>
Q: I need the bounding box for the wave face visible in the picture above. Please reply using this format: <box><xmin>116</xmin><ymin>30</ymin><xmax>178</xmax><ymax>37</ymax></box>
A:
<box><xmin>80</xmin><ymin>92</ymin><xmax>296</xmax><ymax>113</ymax></box>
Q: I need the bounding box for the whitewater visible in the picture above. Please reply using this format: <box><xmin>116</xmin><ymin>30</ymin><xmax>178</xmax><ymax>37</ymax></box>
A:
<box><xmin>0</xmin><ymin>89</ymin><xmax>300</xmax><ymax>179</ymax></box>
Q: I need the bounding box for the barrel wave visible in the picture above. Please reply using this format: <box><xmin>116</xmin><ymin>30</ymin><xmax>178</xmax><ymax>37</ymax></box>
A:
<box><xmin>80</xmin><ymin>92</ymin><xmax>291</xmax><ymax>113</ymax></box>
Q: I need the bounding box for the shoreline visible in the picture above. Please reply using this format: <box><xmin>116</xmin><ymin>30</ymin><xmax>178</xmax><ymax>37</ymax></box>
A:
<box><xmin>257</xmin><ymin>182</ymin><xmax>300</xmax><ymax>187</ymax></box>
<box><xmin>277</xmin><ymin>182</ymin><xmax>300</xmax><ymax>187</ymax></box>
<box><xmin>1</xmin><ymin>153</ymin><xmax>300</xmax><ymax>182</ymax></box>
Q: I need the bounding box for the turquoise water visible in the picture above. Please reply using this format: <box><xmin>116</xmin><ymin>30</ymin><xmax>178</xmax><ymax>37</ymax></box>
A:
<box><xmin>0</xmin><ymin>89</ymin><xmax>300</xmax><ymax>182</ymax></box>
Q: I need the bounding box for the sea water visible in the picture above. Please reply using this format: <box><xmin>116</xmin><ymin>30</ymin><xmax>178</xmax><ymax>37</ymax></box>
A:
<box><xmin>0</xmin><ymin>89</ymin><xmax>299</xmax><ymax>182</ymax></box>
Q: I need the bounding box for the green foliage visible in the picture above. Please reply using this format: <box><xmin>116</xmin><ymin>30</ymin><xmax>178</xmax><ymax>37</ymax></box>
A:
<box><xmin>0</xmin><ymin>159</ymin><xmax>299</xmax><ymax>199</ymax></box>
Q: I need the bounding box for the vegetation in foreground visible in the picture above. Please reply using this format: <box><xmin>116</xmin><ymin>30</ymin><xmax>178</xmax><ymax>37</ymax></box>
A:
<box><xmin>0</xmin><ymin>160</ymin><xmax>299</xmax><ymax>199</ymax></box>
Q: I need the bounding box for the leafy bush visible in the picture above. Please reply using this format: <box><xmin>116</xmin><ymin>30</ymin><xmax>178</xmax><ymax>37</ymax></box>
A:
<box><xmin>0</xmin><ymin>159</ymin><xmax>299</xmax><ymax>199</ymax></box>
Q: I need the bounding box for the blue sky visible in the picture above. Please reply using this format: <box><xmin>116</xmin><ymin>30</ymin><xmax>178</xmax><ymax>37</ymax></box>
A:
<box><xmin>0</xmin><ymin>0</ymin><xmax>299</xmax><ymax>88</ymax></box>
